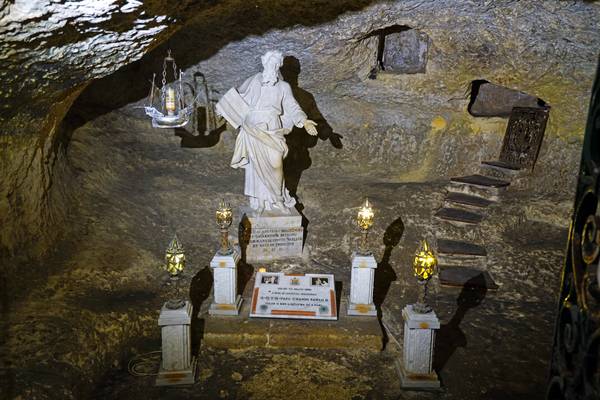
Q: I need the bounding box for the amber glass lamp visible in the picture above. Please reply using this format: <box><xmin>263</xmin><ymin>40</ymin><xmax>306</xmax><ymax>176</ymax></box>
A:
<box><xmin>356</xmin><ymin>198</ymin><xmax>374</xmax><ymax>255</ymax></box>
<box><xmin>216</xmin><ymin>200</ymin><xmax>233</xmax><ymax>255</ymax></box>
<box><xmin>413</xmin><ymin>239</ymin><xmax>437</xmax><ymax>313</ymax></box>
<box><xmin>163</xmin><ymin>234</ymin><xmax>186</xmax><ymax>309</ymax></box>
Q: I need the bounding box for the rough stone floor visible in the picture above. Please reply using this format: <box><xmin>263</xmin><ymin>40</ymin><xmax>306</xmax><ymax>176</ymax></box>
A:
<box><xmin>1</xmin><ymin>113</ymin><xmax>570</xmax><ymax>399</ymax></box>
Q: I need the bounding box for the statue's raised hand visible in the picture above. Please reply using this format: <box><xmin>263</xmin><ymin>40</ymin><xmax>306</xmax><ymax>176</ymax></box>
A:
<box><xmin>303</xmin><ymin>119</ymin><xmax>318</xmax><ymax>136</ymax></box>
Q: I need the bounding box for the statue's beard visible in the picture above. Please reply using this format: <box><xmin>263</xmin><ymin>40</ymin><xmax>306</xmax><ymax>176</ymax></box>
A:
<box><xmin>262</xmin><ymin>68</ymin><xmax>279</xmax><ymax>85</ymax></box>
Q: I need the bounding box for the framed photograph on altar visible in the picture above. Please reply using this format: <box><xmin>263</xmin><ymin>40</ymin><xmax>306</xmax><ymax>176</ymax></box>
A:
<box><xmin>311</xmin><ymin>277</ymin><xmax>329</xmax><ymax>286</ymax></box>
<box><xmin>261</xmin><ymin>275</ymin><xmax>279</xmax><ymax>285</ymax></box>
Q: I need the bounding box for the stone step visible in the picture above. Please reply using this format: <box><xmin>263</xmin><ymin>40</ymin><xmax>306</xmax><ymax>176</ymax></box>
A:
<box><xmin>480</xmin><ymin>160</ymin><xmax>523</xmax><ymax>180</ymax></box>
<box><xmin>434</xmin><ymin>207</ymin><xmax>484</xmax><ymax>226</ymax></box>
<box><xmin>437</xmin><ymin>238</ymin><xmax>487</xmax><ymax>256</ymax></box>
<box><xmin>436</xmin><ymin>238</ymin><xmax>487</xmax><ymax>267</ymax></box>
<box><xmin>439</xmin><ymin>266</ymin><xmax>498</xmax><ymax>290</ymax></box>
<box><xmin>447</xmin><ymin>174</ymin><xmax>510</xmax><ymax>201</ymax></box>
<box><xmin>444</xmin><ymin>192</ymin><xmax>494</xmax><ymax>211</ymax></box>
<box><xmin>202</xmin><ymin>273</ymin><xmax>382</xmax><ymax>351</ymax></box>
<box><xmin>202</xmin><ymin>298</ymin><xmax>383</xmax><ymax>351</ymax></box>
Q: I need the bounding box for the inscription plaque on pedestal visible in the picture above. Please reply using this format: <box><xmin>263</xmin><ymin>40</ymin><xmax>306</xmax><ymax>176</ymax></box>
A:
<box><xmin>240</xmin><ymin>207</ymin><xmax>304</xmax><ymax>262</ymax></box>
<box><xmin>250</xmin><ymin>272</ymin><xmax>337</xmax><ymax>320</ymax></box>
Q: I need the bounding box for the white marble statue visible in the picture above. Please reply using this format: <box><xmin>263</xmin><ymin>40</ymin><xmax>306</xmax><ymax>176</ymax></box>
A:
<box><xmin>216</xmin><ymin>50</ymin><xmax>318</xmax><ymax>214</ymax></box>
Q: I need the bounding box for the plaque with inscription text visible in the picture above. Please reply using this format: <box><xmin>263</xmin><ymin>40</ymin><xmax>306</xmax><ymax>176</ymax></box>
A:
<box><xmin>240</xmin><ymin>207</ymin><xmax>304</xmax><ymax>262</ymax></box>
<box><xmin>249</xmin><ymin>272</ymin><xmax>337</xmax><ymax>320</ymax></box>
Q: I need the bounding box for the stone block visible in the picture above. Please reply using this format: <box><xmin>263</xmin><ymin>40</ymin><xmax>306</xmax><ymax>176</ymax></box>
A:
<box><xmin>382</xmin><ymin>28</ymin><xmax>429</xmax><ymax>74</ymax></box>
<box><xmin>348</xmin><ymin>252</ymin><xmax>377</xmax><ymax>317</ymax></box>
<box><xmin>156</xmin><ymin>301</ymin><xmax>197</xmax><ymax>386</ymax></box>
<box><xmin>209</xmin><ymin>250</ymin><xmax>243</xmax><ymax>315</ymax></box>
<box><xmin>240</xmin><ymin>207</ymin><xmax>304</xmax><ymax>262</ymax></box>
<box><xmin>397</xmin><ymin>304</ymin><xmax>440</xmax><ymax>390</ymax></box>
<box><xmin>202</xmin><ymin>284</ymin><xmax>382</xmax><ymax>351</ymax></box>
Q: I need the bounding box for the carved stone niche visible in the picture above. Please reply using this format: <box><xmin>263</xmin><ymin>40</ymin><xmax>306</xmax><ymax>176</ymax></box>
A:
<box><xmin>380</xmin><ymin>27</ymin><xmax>429</xmax><ymax>74</ymax></box>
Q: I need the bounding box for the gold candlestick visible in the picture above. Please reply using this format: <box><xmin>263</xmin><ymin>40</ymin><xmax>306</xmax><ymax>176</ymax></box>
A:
<box><xmin>216</xmin><ymin>199</ymin><xmax>233</xmax><ymax>255</ymax></box>
<box><xmin>412</xmin><ymin>239</ymin><xmax>437</xmax><ymax>313</ymax></box>
<box><xmin>356</xmin><ymin>198</ymin><xmax>374</xmax><ymax>255</ymax></box>
<box><xmin>164</xmin><ymin>234</ymin><xmax>186</xmax><ymax>309</ymax></box>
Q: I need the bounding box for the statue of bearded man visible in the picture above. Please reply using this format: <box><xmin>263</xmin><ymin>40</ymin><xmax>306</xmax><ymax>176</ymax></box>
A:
<box><xmin>216</xmin><ymin>51</ymin><xmax>318</xmax><ymax>214</ymax></box>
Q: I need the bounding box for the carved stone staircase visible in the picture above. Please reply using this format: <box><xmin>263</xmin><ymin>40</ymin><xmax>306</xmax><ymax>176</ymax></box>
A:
<box><xmin>433</xmin><ymin>163</ymin><xmax>519</xmax><ymax>289</ymax></box>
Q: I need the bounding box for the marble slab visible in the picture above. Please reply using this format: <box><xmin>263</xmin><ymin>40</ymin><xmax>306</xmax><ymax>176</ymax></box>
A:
<box><xmin>249</xmin><ymin>272</ymin><xmax>337</xmax><ymax>320</ymax></box>
<box><xmin>240</xmin><ymin>207</ymin><xmax>304</xmax><ymax>262</ymax></box>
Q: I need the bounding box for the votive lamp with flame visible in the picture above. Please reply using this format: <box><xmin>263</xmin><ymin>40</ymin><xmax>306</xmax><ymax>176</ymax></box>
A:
<box><xmin>164</xmin><ymin>234</ymin><xmax>186</xmax><ymax>309</ymax></box>
<box><xmin>412</xmin><ymin>239</ymin><xmax>438</xmax><ymax>313</ymax></box>
<box><xmin>356</xmin><ymin>198</ymin><xmax>374</xmax><ymax>255</ymax></box>
<box><xmin>216</xmin><ymin>199</ymin><xmax>233</xmax><ymax>255</ymax></box>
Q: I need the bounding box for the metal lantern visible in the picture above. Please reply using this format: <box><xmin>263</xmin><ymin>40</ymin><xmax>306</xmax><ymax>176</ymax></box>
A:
<box><xmin>164</xmin><ymin>234</ymin><xmax>186</xmax><ymax>309</ymax></box>
<box><xmin>356</xmin><ymin>198</ymin><xmax>374</xmax><ymax>255</ymax></box>
<box><xmin>215</xmin><ymin>200</ymin><xmax>233</xmax><ymax>255</ymax></box>
<box><xmin>412</xmin><ymin>240</ymin><xmax>438</xmax><ymax>313</ymax></box>
<box><xmin>144</xmin><ymin>50</ymin><xmax>195</xmax><ymax>129</ymax></box>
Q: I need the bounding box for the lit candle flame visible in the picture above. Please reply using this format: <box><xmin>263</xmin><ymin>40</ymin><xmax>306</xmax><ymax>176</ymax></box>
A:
<box><xmin>165</xmin><ymin>87</ymin><xmax>176</xmax><ymax>115</ymax></box>
<box><xmin>216</xmin><ymin>199</ymin><xmax>233</xmax><ymax>228</ymax></box>
<box><xmin>165</xmin><ymin>234</ymin><xmax>185</xmax><ymax>276</ymax></box>
<box><xmin>413</xmin><ymin>240</ymin><xmax>437</xmax><ymax>281</ymax></box>
<box><xmin>357</xmin><ymin>198</ymin><xmax>374</xmax><ymax>231</ymax></box>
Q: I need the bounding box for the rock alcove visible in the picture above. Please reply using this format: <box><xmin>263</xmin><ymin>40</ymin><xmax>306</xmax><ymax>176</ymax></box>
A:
<box><xmin>1</xmin><ymin>1</ymin><xmax>599</xmax><ymax>399</ymax></box>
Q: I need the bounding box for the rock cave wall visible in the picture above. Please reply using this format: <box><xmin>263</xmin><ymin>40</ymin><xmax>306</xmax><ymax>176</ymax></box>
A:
<box><xmin>2</xmin><ymin>0</ymin><xmax>599</xmax><ymax>263</ymax></box>
<box><xmin>1</xmin><ymin>1</ymin><xmax>600</xmax><ymax>398</ymax></box>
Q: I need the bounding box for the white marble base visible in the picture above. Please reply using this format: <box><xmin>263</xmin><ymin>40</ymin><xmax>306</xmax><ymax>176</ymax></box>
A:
<box><xmin>209</xmin><ymin>250</ymin><xmax>241</xmax><ymax>315</ymax></box>
<box><xmin>347</xmin><ymin>301</ymin><xmax>377</xmax><ymax>316</ymax></box>
<box><xmin>397</xmin><ymin>304</ymin><xmax>440</xmax><ymax>390</ymax></box>
<box><xmin>156</xmin><ymin>301</ymin><xmax>196</xmax><ymax>386</ymax></box>
<box><xmin>240</xmin><ymin>206</ymin><xmax>303</xmax><ymax>262</ymax></box>
<box><xmin>156</xmin><ymin>357</ymin><xmax>198</xmax><ymax>386</ymax></box>
<box><xmin>209</xmin><ymin>294</ymin><xmax>243</xmax><ymax>316</ymax></box>
<box><xmin>348</xmin><ymin>252</ymin><xmax>377</xmax><ymax>317</ymax></box>
<box><xmin>395</xmin><ymin>359</ymin><xmax>440</xmax><ymax>390</ymax></box>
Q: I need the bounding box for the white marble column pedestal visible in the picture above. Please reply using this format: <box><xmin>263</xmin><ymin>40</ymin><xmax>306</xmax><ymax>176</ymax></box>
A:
<box><xmin>209</xmin><ymin>249</ymin><xmax>243</xmax><ymax>315</ymax></box>
<box><xmin>348</xmin><ymin>252</ymin><xmax>378</xmax><ymax>316</ymax></box>
<box><xmin>156</xmin><ymin>301</ymin><xmax>197</xmax><ymax>386</ymax></box>
<box><xmin>396</xmin><ymin>304</ymin><xmax>441</xmax><ymax>389</ymax></box>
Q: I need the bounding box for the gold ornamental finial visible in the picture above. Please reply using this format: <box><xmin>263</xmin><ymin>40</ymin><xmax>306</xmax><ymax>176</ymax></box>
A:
<box><xmin>165</xmin><ymin>234</ymin><xmax>185</xmax><ymax>277</ymax></box>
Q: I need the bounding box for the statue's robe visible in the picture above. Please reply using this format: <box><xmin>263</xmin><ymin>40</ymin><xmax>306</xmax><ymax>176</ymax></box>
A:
<box><xmin>216</xmin><ymin>72</ymin><xmax>307</xmax><ymax>211</ymax></box>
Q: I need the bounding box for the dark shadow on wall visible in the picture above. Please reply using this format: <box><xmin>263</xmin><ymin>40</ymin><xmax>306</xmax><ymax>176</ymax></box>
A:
<box><xmin>434</xmin><ymin>274</ymin><xmax>488</xmax><ymax>373</ymax></box>
<box><xmin>61</xmin><ymin>0</ymin><xmax>379</xmax><ymax>136</ymax></box>
<box><xmin>280</xmin><ymin>56</ymin><xmax>343</xmax><ymax>209</ymax></box>
<box><xmin>375</xmin><ymin>216</ymin><xmax>403</xmax><ymax>349</ymax></box>
<box><xmin>189</xmin><ymin>266</ymin><xmax>213</xmax><ymax>355</ymax></box>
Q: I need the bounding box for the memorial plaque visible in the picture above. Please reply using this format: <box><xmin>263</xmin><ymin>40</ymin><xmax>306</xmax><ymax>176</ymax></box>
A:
<box><xmin>240</xmin><ymin>207</ymin><xmax>304</xmax><ymax>262</ymax></box>
<box><xmin>250</xmin><ymin>272</ymin><xmax>337</xmax><ymax>320</ymax></box>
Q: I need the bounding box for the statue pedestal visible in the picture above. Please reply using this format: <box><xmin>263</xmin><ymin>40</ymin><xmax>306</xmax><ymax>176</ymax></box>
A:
<box><xmin>396</xmin><ymin>304</ymin><xmax>441</xmax><ymax>390</ymax></box>
<box><xmin>209</xmin><ymin>249</ymin><xmax>243</xmax><ymax>316</ymax></box>
<box><xmin>240</xmin><ymin>207</ymin><xmax>303</xmax><ymax>263</ymax></box>
<box><xmin>348</xmin><ymin>252</ymin><xmax>378</xmax><ymax>316</ymax></box>
<box><xmin>156</xmin><ymin>301</ymin><xmax>197</xmax><ymax>386</ymax></box>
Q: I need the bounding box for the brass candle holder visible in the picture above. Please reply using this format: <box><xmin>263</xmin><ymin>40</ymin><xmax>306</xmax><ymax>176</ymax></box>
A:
<box><xmin>412</xmin><ymin>239</ymin><xmax>437</xmax><ymax>313</ymax></box>
<box><xmin>164</xmin><ymin>234</ymin><xmax>186</xmax><ymax>309</ymax></box>
<box><xmin>216</xmin><ymin>199</ymin><xmax>233</xmax><ymax>255</ymax></box>
<box><xmin>356</xmin><ymin>198</ymin><xmax>374</xmax><ymax>255</ymax></box>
